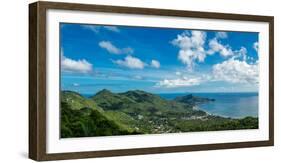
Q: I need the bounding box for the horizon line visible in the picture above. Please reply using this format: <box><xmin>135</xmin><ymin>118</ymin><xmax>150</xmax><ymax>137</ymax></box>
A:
<box><xmin>61</xmin><ymin>89</ymin><xmax>259</xmax><ymax>95</ymax></box>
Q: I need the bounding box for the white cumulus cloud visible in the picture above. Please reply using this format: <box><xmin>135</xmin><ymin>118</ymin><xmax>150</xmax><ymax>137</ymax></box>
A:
<box><xmin>207</xmin><ymin>38</ymin><xmax>234</xmax><ymax>57</ymax></box>
<box><xmin>156</xmin><ymin>77</ymin><xmax>201</xmax><ymax>88</ymax></box>
<box><xmin>81</xmin><ymin>25</ymin><xmax>100</xmax><ymax>33</ymax></box>
<box><xmin>151</xmin><ymin>60</ymin><xmax>160</xmax><ymax>68</ymax></box>
<box><xmin>216</xmin><ymin>32</ymin><xmax>228</xmax><ymax>39</ymax></box>
<box><xmin>122</xmin><ymin>47</ymin><xmax>134</xmax><ymax>54</ymax></box>
<box><xmin>212</xmin><ymin>58</ymin><xmax>259</xmax><ymax>84</ymax></box>
<box><xmin>61</xmin><ymin>55</ymin><xmax>93</xmax><ymax>73</ymax></box>
<box><xmin>104</xmin><ymin>26</ymin><xmax>120</xmax><ymax>32</ymax></box>
<box><xmin>253</xmin><ymin>42</ymin><xmax>259</xmax><ymax>53</ymax></box>
<box><xmin>171</xmin><ymin>30</ymin><xmax>207</xmax><ymax>71</ymax></box>
<box><xmin>82</xmin><ymin>25</ymin><xmax>120</xmax><ymax>33</ymax></box>
<box><xmin>99</xmin><ymin>41</ymin><xmax>121</xmax><ymax>54</ymax></box>
<box><xmin>99</xmin><ymin>41</ymin><xmax>133</xmax><ymax>55</ymax></box>
<box><xmin>233</xmin><ymin>46</ymin><xmax>247</xmax><ymax>61</ymax></box>
<box><xmin>175</xmin><ymin>71</ymin><xmax>182</xmax><ymax>76</ymax></box>
<box><xmin>114</xmin><ymin>55</ymin><xmax>145</xmax><ymax>69</ymax></box>
<box><xmin>253</xmin><ymin>42</ymin><xmax>259</xmax><ymax>58</ymax></box>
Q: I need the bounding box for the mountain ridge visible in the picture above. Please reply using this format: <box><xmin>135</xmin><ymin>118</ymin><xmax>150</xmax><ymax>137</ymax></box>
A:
<box><xmin>61</xmin><ymin>89</ymin><xmax>258</xmax><ymax>138</ymax></box>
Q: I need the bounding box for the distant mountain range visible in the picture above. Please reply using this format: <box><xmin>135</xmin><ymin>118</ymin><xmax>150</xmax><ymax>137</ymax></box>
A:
<box><xmin>61</xmin><ymin>89</ymin><xmax>258</xmax><ymax>138</ymax></box>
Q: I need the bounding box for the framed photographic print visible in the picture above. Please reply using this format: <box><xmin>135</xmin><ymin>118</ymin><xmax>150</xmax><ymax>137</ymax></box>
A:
<box><xmin>29</xmin><ymin>1</ymin><xmax>274</xmax><ymax>161</ymax></box>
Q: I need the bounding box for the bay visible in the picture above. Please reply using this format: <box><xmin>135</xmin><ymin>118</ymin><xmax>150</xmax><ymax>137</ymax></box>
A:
<box><xmin>82</xmin><ymin>92</ymin><xmax>258</xmax><ymax>119</ymax></box>
<box><xmin>159</xmin><ymin>92</ymin><xmax>258</xmax><ymax>118</ymax></box>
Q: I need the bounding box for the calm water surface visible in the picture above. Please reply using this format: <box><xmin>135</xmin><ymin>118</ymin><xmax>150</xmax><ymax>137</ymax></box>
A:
<box><xmin>159</xmin><ymin>92</ymin><xmax>258</xmax><ymax>118</ymax></box>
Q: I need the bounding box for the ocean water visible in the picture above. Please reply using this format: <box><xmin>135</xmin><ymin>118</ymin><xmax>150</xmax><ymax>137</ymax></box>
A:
<box><xmin>159</xmin><ymin>92</ymin><xmax>258</xmax><ymax>118</ymax></box>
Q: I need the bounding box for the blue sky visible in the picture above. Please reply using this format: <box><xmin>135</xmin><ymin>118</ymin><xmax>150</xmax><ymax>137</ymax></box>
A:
<box><xmin>60</xmin><ymin>23</ymin><xmax>259</xmax><ymax>94</ymax></box>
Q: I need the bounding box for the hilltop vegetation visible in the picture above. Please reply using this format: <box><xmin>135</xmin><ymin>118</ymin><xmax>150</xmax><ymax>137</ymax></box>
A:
<box><xmin>61</xmin><ymin>89</ymin><xmax>258</xmax><ymax>138</ymax></box>
<box><xmin>174</xmin><ymin>94</ymin><xmax>215</xmax><ymax>105</ymax></box>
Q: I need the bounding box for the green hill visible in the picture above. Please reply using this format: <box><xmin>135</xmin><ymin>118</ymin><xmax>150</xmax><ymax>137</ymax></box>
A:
<box><xmin>61</xmin><ymin>91</ymin><xmax>103</xmax><ymax>111</ymax></box>
<box><xmin>92</xmin><ymin>89</ymin><xmax>198</xmax><ymax>116</ymax></box>
<box><xmin>174</xmin><ymin>94</ymin><xmax>215</xmax><ymax>106</ymax></box>
<box><xmin>61</xmin><ymin>89</ymin><xmax>258</xmax><ymax>138</ymax></box>
<box><xmin>61</xmin><ymin>101</ymin><xmax>140</xmax><ymax>138</ymax></box>
<box><xmin>91</xmin><ymin>89</ymin><xmax>137</xmax><ymax>111</ymax></box>
<box><xmin>61</xmin><ymin>91</ymin><xmax>141</xmax><ymax>138</ymax></box>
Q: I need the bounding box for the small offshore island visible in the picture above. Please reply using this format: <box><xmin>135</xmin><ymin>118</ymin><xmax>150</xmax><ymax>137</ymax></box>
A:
<box><xmin>61</xmin><ymin>89</ymin><xmax>258</xmax><ymax>138</ymax></box>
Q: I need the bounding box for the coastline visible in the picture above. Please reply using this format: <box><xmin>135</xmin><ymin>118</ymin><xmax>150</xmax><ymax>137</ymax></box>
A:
<box><xmin>80</xmin><ymin>91</ymin><xmax>258</xmax><ymax>119</ymax></box>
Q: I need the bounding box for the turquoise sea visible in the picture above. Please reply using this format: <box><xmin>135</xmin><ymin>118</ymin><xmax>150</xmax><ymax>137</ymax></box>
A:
<box><xmin>159</xmin><ymin>92</ymin><xmax>258</xmax><ymax>118</ymax></box>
